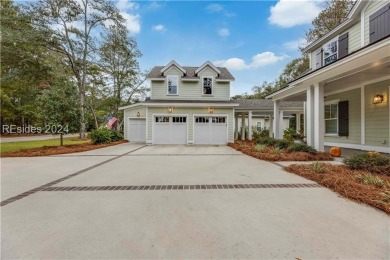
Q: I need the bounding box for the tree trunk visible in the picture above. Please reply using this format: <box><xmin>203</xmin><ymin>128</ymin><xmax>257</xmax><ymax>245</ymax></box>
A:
<box><xmin>79</xmin><ymin>90</ymin><xmax>86</xmax><ymax>138</ymax></box>
<box><xmin>60</xmin><ymin>133</ymin><xmax>63</xmax><ymax>146</ymax></box>
<box><xmin>90</xmin><ymin>106</ymin><xmax>98</xmax><ymax>129</ymax></box>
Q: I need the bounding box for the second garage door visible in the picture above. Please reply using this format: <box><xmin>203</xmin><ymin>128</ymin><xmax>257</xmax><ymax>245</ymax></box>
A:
<box><xmin>194</xmin><ymin>116</ymin><xmax>227</xmax><ymax>145</ymax></box>
<box><xmin>153</xmin><ymin>116</ymin><xmax>187</xmax><ymax>144</ymax></box>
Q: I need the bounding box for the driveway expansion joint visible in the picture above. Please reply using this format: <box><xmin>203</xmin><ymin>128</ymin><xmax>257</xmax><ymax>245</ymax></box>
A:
<box><xmin>0</xmin><ymin>145</ymin><xmax>147</xmax><ymax>207</ymax></box>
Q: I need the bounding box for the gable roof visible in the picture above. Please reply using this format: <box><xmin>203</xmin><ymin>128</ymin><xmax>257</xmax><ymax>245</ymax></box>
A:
<box><xmin>160</xmin><ymin>60</ymin><xmax>187</xmax><ymax>74</ymax></box>
<box><xmin>147</xmin><ymin>64</ymin><xmax>235</xmax><ymax>80</ymax></box>
<box><xmin>195</xmin><ymin>61</ymin><xmax>221</xmax><ymax>75</ymax></box>
<box><xmin>303</xmin><ymin>0</ymin><xmax>368</xmax><ymax>52</ymax></box>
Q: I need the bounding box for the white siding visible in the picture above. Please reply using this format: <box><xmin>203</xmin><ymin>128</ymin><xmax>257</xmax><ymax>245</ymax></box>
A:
<box><xmin>123</xmin><ymin>106</ymin><xmax>146</xmax><ymax>140</ymax></box>
<box><xmin>310</xmin><ymin>47</ymin><xmax>321</xmax><ymax>69</ymax></box>
<box><xmin>341</xmin><ymin>21</ymin><xmax>361</xmax><ymax>53</ymax></box>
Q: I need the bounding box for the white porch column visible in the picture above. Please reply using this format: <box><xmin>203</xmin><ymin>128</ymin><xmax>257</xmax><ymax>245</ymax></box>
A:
<box><xmin>296</xmin><ymin>113</ymin><xmax>301</xmax><ymax>132</ymax></box>
<box><xmin>273</xmin><ymin>101</ymin><xmax>281</xmax><ymax>139</ymax></box>
<box><xmin>235</xmin><ymin>114</ymin><xmax>239</xmax><ymax>140</ymax></box>
<box><xmin>306</xmin><ymin>87</ymin><xmax>314</xmax><ymax>146</ymax></box>
<box><xmin>314</xmin><ymin>83</ymin><xmax>325</xmax><ymax>151</ymax></box>
<box><xmin>248</xmin><ymin>111</ymin><xmax>253</xmax><ymax>140</ymax></box>
<box><xmin>279</xmin><ymin>110</ymin><xmax>284</xmax><ymax>138</ymax></box>
<box><xmin>269</xmin><ymin>114</ymin><xmax>273</xmax><ymax>138</ymax></box>
<box><xmin>241</xmin><ymin>112</ymin><xmax>245</xmax><ymax>141</ymax></box>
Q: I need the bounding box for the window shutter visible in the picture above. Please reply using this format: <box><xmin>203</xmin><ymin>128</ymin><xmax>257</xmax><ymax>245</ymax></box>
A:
<box><xmin>315</xmin><ymin>49</ymin><xmax>323</xmax><ymax>69</ymax></box>
<box><xmin>369</xmin><ymin>3</ymin><xmax>390</xmax><ymax>43</ymax></box>
<box><xmin>338</xmin><ymin>33</ymin><xmax>349</xmax><ymax>59</ymax></box>
<box><xmin>338</xmin><ymin>101</ymin><xmax>349</xmax><ymax>137</ymax></box>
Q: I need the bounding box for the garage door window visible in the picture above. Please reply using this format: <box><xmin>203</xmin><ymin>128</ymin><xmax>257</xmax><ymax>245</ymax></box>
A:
<box><xmin>212</xmin><ymin>117</ymin><xmax>225</xmax><ymax>123</ymax></box>
<box><xmin>155</xmin><ymin>116</ymin><xmax>169</xmax><ymax>123</ymax></box>
<box><xmin>173</xmin><ymin>117</ymin><xmax>186</xmax><ymax>123</ymax></box>
<box><xmin>195</xmin><ymin>117</ymin><xmax>209</xmax><ymax>123</ymax></box>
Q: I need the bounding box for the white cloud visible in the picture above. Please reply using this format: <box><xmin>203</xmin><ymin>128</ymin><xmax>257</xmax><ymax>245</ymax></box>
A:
<box><xmin>214</xmin><ymin>52</ymin><xmax>288</xmax><ymax>70</ymax></box>
<box><xmin>283</xmin><ymin>37</ymin><xmax>308</xmax><ymax>51</ymax></box>
<box><xmin>218</xmin><ymin>28</ymin><xmax>230</xmax><ymax>37</ymax></box>
<box><xmin>205</xmin><ymin>3</ymin><xmax>235</xmax><ymax>17</ymax></box>
<box><xmin>268</xmin><ymin>0</ymin><xmax>322</xmax><ymax>28</ymax></box>
<box><xmin>152</xmin><ymin>24</ymin><xmax>166</xmax><ymax>32</ymax></box>
<box><xmin>148</xmin><ymin>1</ymin><xmax>162</xmax><ymax>9</ymax></box>
<box><xmin>116</xmin><ymin>0</ymin><xmax>139</xmax><ymax>11</ymax></box>
<box><xmin>121</xmin><ymin>12</ymin><xmax>141</xmax><ymax>34</ymax></box>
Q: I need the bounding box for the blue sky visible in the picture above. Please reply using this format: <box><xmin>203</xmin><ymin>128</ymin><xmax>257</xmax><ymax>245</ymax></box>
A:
<box><xmin>117</xmin><ymin>0</ymin><xmax>324</xmax><ymax>95</ymax></box>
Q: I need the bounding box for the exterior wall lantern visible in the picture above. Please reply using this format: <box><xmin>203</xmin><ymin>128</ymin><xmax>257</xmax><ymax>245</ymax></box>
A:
<box><xmin>136</xmin><ymin>112</ymin><xmax>140</xmax><ymax>117</ymax></box>
<box><xmin>373</xmin><ymin>94</ymin><xmax>384</xmax><ymax>104</ymax></box>
<box><xmin>168</xmin><ymin>107</ymin><xmax>173</xmax><ymax>113</ymax></box>
<box><xmin>209</xmin><ymin>107</ymin><xmax>214</xmax><ymax>114</ymax></box>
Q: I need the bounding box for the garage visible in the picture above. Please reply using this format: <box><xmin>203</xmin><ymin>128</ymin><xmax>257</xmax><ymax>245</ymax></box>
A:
<box><xmin>128</xmin><ymin>118</ymin><xmax>146</xmax><ymax>142</ymax></box>
<box><xmin>153</xmin><ymin>116</ymin><xmax>187</xmax><ymax>144</ymax></box>
<box><xmin>194</xmin><ymin>116</ymin><xmax>227</xmax><ymax>145</ymax></box>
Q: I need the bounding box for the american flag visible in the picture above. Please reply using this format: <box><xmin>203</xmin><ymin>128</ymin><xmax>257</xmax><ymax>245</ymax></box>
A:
<box><xmin>107</xmin><ymin>115</ymin><xmax>118</xmax><ymax>129</ymax></box>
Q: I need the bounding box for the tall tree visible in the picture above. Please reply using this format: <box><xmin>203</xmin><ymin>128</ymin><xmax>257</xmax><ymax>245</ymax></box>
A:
<box><xmin>25</xmin><ymin>0</ymin><xmax>124</xmax><ymax>138</ymax></box>
<box><xmin>99</xmin><ymin>25</ymin><xmax>145</xmax><ymax>130</ymax></box>
<box><xmin>306</xmin><ymin>0</ymin><xmax>355</xmax><ymax>43</ymax></box>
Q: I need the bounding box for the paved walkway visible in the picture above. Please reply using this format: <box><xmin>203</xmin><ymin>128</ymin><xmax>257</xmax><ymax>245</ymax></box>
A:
<box><xmin>1</xmin><ymin>144</ymin><xmax>389</xmax><ymax>259</ymax></box>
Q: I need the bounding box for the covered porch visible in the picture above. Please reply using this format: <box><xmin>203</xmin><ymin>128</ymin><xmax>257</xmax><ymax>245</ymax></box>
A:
<box><xmin>267</xmin><ymin>39</ymin><xmax>390</xmax><ymax>153</ymax></box>
<box><xmin>233</xmin><ymin>99</ymin><xmax>303</xmax><ymax>140</ymax></box>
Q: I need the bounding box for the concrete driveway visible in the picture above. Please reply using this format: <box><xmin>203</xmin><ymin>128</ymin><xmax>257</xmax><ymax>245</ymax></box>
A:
<box><xmin>1</xmin><ymin>144</ymin><xmax>389</xmax><ymax>259</ymax></box>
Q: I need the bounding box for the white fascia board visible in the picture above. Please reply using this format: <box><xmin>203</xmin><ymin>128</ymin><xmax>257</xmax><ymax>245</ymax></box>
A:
<box><xmin>303</xmin><ymin>0</ymin><xmax>367</xmax><ymax>53</ymax></box>
<box><xmin>181</xmin><ymin>78</ymin><xmax>200</xmax><ymax>82</ymax></box>
<box><xmin>160</xmin><ymin>60</ymin><xmax>187</xmax><ymax>74</ymax></box>
<box><xmin>119</xmin><ymin>103</ymin><xmax>144</xmax><ymax>110</ymax></box>
<box><xmin>215</xmin><ymin>79</ymin><xmax>233</xmax><ymax>82</ymax></box>
<box><xmin>148</xmin><ymin>78</ymin><xmax>165</xmax><ymax>81</ymax></box>
<box><xmin>195</xmin><ymin>61</ymin><xmax>221</xmax><ymax>75</ymax></box>
<box><xmin>267</xmin><ymin>39</ymin><xmax>390</xmax><ymax>99</ymax></box>
<box><xmin>145</xmin><ymin>102</ymin><xmax>239</xmax><ymax>107</ymax></box>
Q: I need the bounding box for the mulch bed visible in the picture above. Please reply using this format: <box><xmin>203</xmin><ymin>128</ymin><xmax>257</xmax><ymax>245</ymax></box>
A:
<box><xmin>285</xmin><ymin>163</ymin><xmax>390</xmax><ymax>214</ymax></box>
<box><xmin>3</xmin><ymin>140</ymin><xmax>128</xmax><ymax>157</ymax></box>
<box><xmin>228</xmin><ymin>141</ymin><xmax>332</xmax><ymax>161</ymax></box>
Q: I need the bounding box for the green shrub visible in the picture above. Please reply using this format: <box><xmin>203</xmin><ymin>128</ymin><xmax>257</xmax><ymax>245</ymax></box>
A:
<box><xmin>275</xmin><ymin>139</ymin><xmax>291</xmax><ymax>149</ymax></box>
<box><xmin>110</xmin><ymin>130</ymin><xmax>124</xmax><ymax>142</ymax></box>
<box><xmin>256</xmin><ymin>137</ymin><xmax>277</xmax><ymax>146</ymax></box>
<box><xmin>283</xmin><ymin>128</ymin><xmax>304</xmax><ymax>141</ymax></box>
<box><xmin>271</xmin><ymin>146</ymin><xmax>282</xmax><ymax>154</ymax></box>
<box><xmin>344</xmin><ymin>153</ymin><xmax>390</xmax><ymax>174</ymax></box>
<box><xmin>288</xmin><ymin>143</ymin><xmax>317</xmax><ymax>154</ymax></box>
<box><xmin>312</xmin><ymin>161</ymin><xmax>326</xmax><ymax>173</ymax></box>
<box><xmin>253</xmin><ymin>128</ymin><xmax>270</xmax><ymax>141</ymax></box>
<box><xmin>254</xmin><ymin>144</ymin><xmax>266</xmax><ymax>152</ymax></box>
<box><xmin>90</xmin><ymin>128</ymin><xmax>112</xmax><ymax>144</ymax></box>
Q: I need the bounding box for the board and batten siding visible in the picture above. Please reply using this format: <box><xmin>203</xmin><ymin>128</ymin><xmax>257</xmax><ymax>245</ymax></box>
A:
<box><xmin>123</xmin><ymin>106</ymin><xmax>146</xmax><ymax>140</ymax></box>
<box><xmin>151</xmin><ymin>66</ymin><xmax>230</xmax><ymax>101</ymax></box>
<box><xmin>324</xmin><ymin>88</ymin><xmax>361</xmax><ymax>144</ymax></box>
<box><xmin>146</xmin><ymin>107</ymin><xmax>234</xmax><ymax>143</ymax></box>
<box><xmin>363</xmin><ymin>0</ymin><xmax>389</xmax><ymax>46</ymax></box>
<box><xmin>364</xmin><ymin>79</ymin><xmax>390</xmax><ymax>147</ymax></box>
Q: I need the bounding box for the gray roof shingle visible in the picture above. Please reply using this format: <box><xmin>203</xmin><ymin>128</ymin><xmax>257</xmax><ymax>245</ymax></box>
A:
<box><xmin>147</xmin><ymin>66</ymin><xmax>235</xmax><ymax>80</ymax></box>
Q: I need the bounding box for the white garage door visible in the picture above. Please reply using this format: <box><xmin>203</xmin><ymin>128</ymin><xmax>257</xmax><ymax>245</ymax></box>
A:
<box><xmin>153</xmin><ymin>116</ymin><xmax>187</xmax><ymax>144</ymax></box>
<box><xmin>128</xmin><ymin>118</ymin><xmax>146</xmax><ymax>142</ymax></box>
<box><xmin>194</xmin><ymin>116</ymin><xmax>227</xmax><ymax>145</ymax></box>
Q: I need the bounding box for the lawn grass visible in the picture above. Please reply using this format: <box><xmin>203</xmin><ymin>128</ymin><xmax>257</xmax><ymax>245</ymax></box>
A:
<box><xmin>0</xmin><ymin>137</ymin><xmax>90</xmax><ymax>156</ymax></box>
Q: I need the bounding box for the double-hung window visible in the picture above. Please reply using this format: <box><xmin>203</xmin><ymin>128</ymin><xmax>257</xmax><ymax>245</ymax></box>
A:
<box><xmin>167</xmin><ymin>76</ymin><xmax>178</xmax><ymax>95</ymax></box>
<box><xmin>203</xmin><ymin>77</ymin><xmax>213</xmax><ymax>95</ymax></box>
<box><xmin>325</xmin><ymin>101</ymin><xmax>338</xmax><ymax>135</ymax></box>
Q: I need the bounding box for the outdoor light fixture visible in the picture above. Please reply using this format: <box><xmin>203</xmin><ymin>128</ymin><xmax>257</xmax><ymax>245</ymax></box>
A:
<box><xmin>209</xmin><ymin>107</ymin><xmax>214</xmax><ymax>114</ymax></box>
<box><xmin>136</xmin><ymin>111</ymin><xmax>140</xmax><ymax>117</ymax></box>
<box><xmin>168</xmin><ymin>107</ymin><xmax>173</xmax><ymax>113</ymax></box>
<box><xmin>373</xmin><ymin>94</ymin><xmax>384</xmax><ymax>104</ymax></box>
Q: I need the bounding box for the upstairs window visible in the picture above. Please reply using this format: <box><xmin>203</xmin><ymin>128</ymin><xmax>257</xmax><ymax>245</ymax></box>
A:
<box><xmin>167</xmin><ymin>76</ymin><xmax>178</xmax><ymax>95</ymax></box>
<box><xmin>203</xmin><ymin>77</ymin><xmax>213</xmax><ymax>95</ymax></box>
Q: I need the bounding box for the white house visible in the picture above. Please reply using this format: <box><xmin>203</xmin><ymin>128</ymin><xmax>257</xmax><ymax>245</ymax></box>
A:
<box><xmin>267</xmin><ymin>0</ymin><xmax>390</xmax><ymax>153</ymax></box>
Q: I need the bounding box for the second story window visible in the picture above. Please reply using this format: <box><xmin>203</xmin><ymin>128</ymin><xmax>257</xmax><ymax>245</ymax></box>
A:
<box><xmin>203</xmin><ymin>77</ymin><xmax>213</xmax><ymax>95</ymax></box>
<box><xmin>167</xmin><ymin>76</ymin><xmax>178</xmax><ymax>95</ymax></box>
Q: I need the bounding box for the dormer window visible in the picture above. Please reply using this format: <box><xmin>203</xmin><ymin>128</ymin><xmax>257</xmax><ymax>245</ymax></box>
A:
<box><xmin>203</xmin><ymin>77</ymin><xmax>213</xmax><ymax>95</ymax></box>
<box><xmin>167</xmin><ymin>75</ymin><xmax>178</xmax><ymax>95</ymax></box>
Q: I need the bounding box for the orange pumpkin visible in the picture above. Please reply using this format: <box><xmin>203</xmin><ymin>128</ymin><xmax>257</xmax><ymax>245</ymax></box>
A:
<box><xmin>329</xmin><ymin>146</ymin><xmax>341</xmax><ymax>157</ymax></box>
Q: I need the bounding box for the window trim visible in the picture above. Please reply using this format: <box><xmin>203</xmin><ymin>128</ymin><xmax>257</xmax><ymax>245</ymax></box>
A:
<box><xmin>324</xmin><ymin>99</ymin><xmax>339</xmax><ymax>136</ymax></box>
<box><xmin>256</xmin><ymin>121</ymin><xmax>262</xmax><ymax>131</ymax></box>
<box><xmin>323</xmin><ymin>37</ymin><xmax>339</xmax><ymax>66</ymax></box>
<box><xmin>166</xmin><ymin>75</ymin><xmax>179</xmax><ymax>96</ymax></box>
<box><xmin>201</xmin><ymin>76</ymin><xmax>213</xmax><ymax>96</ymax></box>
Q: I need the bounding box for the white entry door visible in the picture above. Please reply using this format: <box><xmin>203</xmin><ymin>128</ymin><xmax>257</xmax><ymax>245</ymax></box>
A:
<box><xmin>128</xmin><ymin>118</ymin><xmax>146</xmax><ymax>142</ymax></box>
<box><xmin>153</xmin><ymin>116</ymin><xmax>187</xmax><ymax>144</ymax></box>
<box><xmin>194</xmin><ymin>116</ymin><xmax>227</xmax><ymax>145</ymax></box>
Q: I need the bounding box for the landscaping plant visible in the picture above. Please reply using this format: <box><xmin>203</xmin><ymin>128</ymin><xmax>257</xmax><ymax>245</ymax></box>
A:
<box><xmin>344</xmin><ymin>153</ymin><xmax>390</xmax><ymax>175</ymax></box>
<box><xmin>254</xmin><ymin>144</ymin><xmax>266</xmax><ymax>152</ymax></box>
<box><xmin>90</xmin><ymin>128</ymin><xmax>120</xmax><ymax>144</ymax></box>
<box><xmin>356</xmin><ymin>173</ymin><xmax>385</xmax><ymax>188</ymax></box>
<box><xmin>287</xmin><ymin>143</ymin><xmax>317</xmax><ymax>154</ymax></box>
